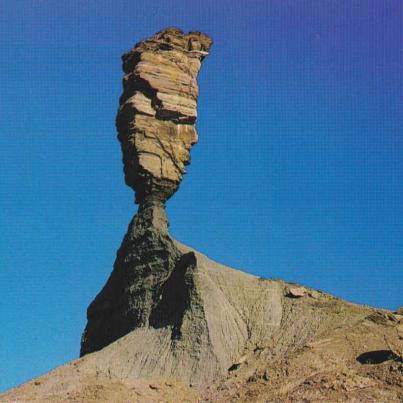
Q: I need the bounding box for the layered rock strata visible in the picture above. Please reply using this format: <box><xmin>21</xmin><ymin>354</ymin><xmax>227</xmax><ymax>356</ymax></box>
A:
<box><xmin>81</xmin><ymin>28</ymin><xmax>214</xmax><ymax>361</ymax></box>
<box><xmin>116</xmin><ymin>27</ymin><xmax>212</xmax><ymax>204</ymax></box>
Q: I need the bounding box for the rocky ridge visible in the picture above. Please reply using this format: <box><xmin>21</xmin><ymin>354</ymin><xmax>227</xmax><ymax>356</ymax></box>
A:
<box><xmin>3</xmin><ymin>272</ymin><xmax>402</xmax><ymax>402</ymax></box>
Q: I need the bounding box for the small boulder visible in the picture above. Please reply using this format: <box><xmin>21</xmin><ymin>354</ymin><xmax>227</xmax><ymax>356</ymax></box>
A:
<box><xmin>285</xmin><ymin>286</ymin><xmax>306</xmax><ymax>298</ymax></box>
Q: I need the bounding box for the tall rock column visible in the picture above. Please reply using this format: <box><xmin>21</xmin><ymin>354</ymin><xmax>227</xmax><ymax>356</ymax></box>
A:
<box><xmin>80</xmin><ymin>28</ymin><xmax>212</xmax><ymax>356</ymax></box>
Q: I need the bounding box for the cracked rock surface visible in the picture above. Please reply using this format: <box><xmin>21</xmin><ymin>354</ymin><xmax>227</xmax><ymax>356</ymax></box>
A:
<box><xmin>80</xmin><ymin>28</ymin><xmax>215</xmax><ymax>363</ymax></box>
<box><xmin>116</xmin><ymin>27</ymin><xmax>212</xmax><ymax>204</ymax></box>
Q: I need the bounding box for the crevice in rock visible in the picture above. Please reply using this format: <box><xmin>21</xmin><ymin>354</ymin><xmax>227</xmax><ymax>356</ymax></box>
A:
<box><xmin>149</xmin><ymin>252</ymin><xmax>197</xmax><ymax>340</ymax></box>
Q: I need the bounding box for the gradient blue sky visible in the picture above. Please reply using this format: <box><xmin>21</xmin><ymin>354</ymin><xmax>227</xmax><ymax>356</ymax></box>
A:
<box><xmin>1</xmin><ymin>0</ymin><xmax>402</xmax><ymax>392</ymax></box>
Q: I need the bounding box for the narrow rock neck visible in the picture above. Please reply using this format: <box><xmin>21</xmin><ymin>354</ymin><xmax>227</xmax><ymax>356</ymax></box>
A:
<box><xmin>134</xmin><ymin>199</ymin><xmax>169</xmax><ymax>233</ymax></box>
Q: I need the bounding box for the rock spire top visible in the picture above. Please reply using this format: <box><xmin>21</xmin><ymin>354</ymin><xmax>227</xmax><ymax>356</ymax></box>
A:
<box><xmin>116</xmin><ymin>28</ymin><xmax>212</xmax><ymax>206</ymax></box>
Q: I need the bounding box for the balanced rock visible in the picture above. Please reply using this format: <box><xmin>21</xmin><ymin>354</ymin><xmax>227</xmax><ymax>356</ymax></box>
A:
<box><xmin>80</xmin><ymin>27</ymin><xmax>213</xmax><ymax>360</ymax></box>
<box><xmin>3</xmin><ymin>29</ymin><xmax>403</xmax><ymax>402</ymax></box>
<box><xmin>116</xmin><ymin>27</ymin><xmax>212</xmax><ymax>204</ymax></box>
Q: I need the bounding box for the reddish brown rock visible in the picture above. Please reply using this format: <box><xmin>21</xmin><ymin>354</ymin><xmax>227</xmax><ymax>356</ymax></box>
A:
<box><xmin>116</xmin><ymin>28</ymin><xmax>212</xmax><ymax>204</ymax></box>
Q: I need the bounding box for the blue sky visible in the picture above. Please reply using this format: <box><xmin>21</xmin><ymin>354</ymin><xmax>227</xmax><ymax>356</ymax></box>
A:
<box><xmin>1</xmin><ymin>0</ymin><xmax>402</xmax><ymax>392</ymax></box>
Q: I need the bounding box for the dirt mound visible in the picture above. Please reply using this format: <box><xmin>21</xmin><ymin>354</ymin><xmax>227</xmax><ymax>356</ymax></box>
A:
<box><xmin>2</xmin><ymin>247</ymin><xmax>402</xmax><ymax>402</ymax></box>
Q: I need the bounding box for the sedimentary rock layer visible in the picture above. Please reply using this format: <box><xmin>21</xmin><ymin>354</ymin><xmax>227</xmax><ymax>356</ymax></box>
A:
<box><xmin>81</xmin><ymin>26</ymin><xmax>214</xmax><ymax>367</ymax></box>
<box><xmin>116</xmin><ymin>28</ymin><xmax>212</xmax><ymax>204</ymax></box>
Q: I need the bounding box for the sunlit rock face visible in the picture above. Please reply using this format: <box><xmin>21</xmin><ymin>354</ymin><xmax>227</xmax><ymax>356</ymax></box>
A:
<box><xmin>116</xmin><ymin>28</ymin><xmax>212</xmax><ymax>204</ymax></box>
<box><xmin>80</xmin><ymin>28</ymin><xmax>213</xmax><ymax>359</ymax></box>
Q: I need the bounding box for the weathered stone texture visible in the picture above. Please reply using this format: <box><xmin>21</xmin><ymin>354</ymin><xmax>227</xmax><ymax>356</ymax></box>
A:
<box><xmin>116</xmin><ymin>28</ymin><xmax>212</xmax><ymax>204</ymax></box>
<box><xmin>80</xmin><ymin>26</ymin><xmax>215</xmax><ymax>364</ymax></box>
